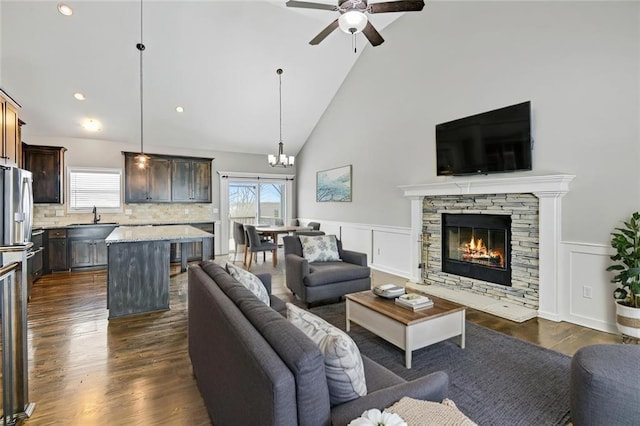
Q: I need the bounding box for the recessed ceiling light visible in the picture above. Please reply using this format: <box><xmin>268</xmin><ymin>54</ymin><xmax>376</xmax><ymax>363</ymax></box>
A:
<box><xmin>57</xmin><ymin>3</ymin><xmax>73</xmax><ymax>16</ymax></box>
<box><xmin>176</xmin><ymin>106</ymin><xmax>184</xmax><ymax>113</ymax></box>
<box><xmin>82</xmin><ymin>119</ymin><xmax>101</xmax><ymax>132</ymax></box>
<box><xmin>73</xmin><ymin>92</ymin><xmax>86</xmax><ymax>101</ymax></box>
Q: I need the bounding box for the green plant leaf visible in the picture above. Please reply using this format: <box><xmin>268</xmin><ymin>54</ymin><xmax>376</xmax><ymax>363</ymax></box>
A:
<box><xmin>613</xmin><ymin>288</ymin><xmax>628</xmax><ymax>299</ymax></box>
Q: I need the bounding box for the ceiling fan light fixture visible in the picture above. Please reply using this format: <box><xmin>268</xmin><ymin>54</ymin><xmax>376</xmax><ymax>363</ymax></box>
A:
<box><xmin>338</xmin><ymin>10</ymin><xmax>368</xmax><ymax>34</ymax></box>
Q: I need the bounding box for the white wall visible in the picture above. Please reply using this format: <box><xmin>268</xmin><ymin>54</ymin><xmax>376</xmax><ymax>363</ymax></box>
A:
<box><xmin>296</xmin><ymin>2</ymin><xmax>640</xmax><ymax>332</ymax></box>
<box><xmin>297</xmin><ymin>1</ymin><xmax>640</xmax><ymax>245</ymax></box>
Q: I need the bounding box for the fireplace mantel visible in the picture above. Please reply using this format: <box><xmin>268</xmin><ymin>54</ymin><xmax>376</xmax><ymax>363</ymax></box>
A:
<box><xmin>401</xmin><ymin>172</ymin><xmax>575</xmax><ymax>322</ymax></box>
<box><xmin>399</xmin><ymin>173</ymin><xmax>575</xmax><ymax>198</ymax></box>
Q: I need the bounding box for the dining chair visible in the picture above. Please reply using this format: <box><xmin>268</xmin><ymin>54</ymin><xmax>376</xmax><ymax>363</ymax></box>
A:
<box><xmin>243</xmin><ymin>224</ymin><xmax>277</xmax><ymax>270</ymax></box>
<box><xmin>308</xmin><ymin>222</ymin><xmax>321</xmax><ymax>231</ymax></box>
<box><xmin>232</xmin><ymin>222</ymin><xmax>247</xmax><ymax>264</ymax></box>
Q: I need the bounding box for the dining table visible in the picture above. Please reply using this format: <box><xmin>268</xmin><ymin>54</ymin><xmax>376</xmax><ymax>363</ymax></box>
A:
<box><xmin>254</xmin><ymin>225</ymin><xmax>312</xmax><ymax>266</ymax></box>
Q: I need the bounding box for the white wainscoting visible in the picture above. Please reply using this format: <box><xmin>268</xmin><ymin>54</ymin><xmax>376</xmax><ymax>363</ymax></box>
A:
<box><xmin>214</xmin><ymin>222</ymin><xmax>222</xmax><ymax>256</ymax></box>
<box><xmin>298</xmin><ymin>219</ymin><xmax>412</xmax><ymax>278</ymax></box>
<box><xmin>296</xmin><ymin>221</ymin><xmax>619</xmax><ymax>334</ymax></box>
<box><xmin>560</xmin><ymin>241</ymin><xmax>617</xmax><ymax>333</ymax></box>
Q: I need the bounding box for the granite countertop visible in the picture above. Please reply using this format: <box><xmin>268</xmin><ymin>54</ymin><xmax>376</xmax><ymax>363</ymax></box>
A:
<box><xmin>37</xmin><ymin>221</ymin><xmax>214</xmax><ymax>230</ymax></box>
<box><xmin>105</xmin><ymin>225</ymin><xmax>213</xmax><ymax>244</ymax></box>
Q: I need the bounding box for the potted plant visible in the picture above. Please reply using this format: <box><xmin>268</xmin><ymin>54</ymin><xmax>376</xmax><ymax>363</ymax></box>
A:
<box><xmin>607</xmin><ymin>211</ymin><xmax>640</xmax><ymax>341</ymax></box>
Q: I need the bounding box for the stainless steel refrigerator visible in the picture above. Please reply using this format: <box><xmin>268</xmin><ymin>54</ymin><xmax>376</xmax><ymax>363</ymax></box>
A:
<box><xmin>1</xmin><ymin>165</ymin><xmax>33</xmax><ymax>247</ymax></box>
<box><xmin>0</xmin><ymin>164</ymin><xmax>36</xmax><ymax>423</ymax></box>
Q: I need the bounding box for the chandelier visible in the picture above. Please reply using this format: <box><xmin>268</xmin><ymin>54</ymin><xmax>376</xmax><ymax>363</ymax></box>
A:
<box><xmin>268</xmin><ymin>68</ymin><xmax>294</xmax><ymax>168</ymax></box>
<box><xmin>135</xmin><ymin>0</ymin><xmax>149</xmax><ymax>170</ymax></box>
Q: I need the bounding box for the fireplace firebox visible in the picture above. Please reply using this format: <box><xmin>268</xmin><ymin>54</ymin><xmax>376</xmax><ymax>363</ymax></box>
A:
<box><xmin>442</xmin><ymin>213</ymin><xmax>511</xmax><ymax>286</ymax></box>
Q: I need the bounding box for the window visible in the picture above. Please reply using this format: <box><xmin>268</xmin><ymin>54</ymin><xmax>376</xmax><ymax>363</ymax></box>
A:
<box><xmin>68</xmin><ymin>167</ymin><xmax>122</xmax><ymax>212</ymax></box>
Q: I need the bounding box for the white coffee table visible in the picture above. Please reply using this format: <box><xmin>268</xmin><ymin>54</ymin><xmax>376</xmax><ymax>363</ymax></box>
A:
<box><xmin>345</xmin><ymin>290</ymin><xmax>466</xmax><ymax>368</ymax></box>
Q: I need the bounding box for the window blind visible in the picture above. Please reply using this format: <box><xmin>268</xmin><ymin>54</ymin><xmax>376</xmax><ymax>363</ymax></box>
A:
<box><xmin>69</xmin><ymin>168</ymin><xmax>121</xmax><ymax>210</ymax></box>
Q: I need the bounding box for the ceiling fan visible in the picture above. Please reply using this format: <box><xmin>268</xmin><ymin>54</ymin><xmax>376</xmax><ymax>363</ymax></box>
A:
<box><xmin>286</xmin><ymin>0</ymin><xmax>425</xmax><ymax>47</ymax></box>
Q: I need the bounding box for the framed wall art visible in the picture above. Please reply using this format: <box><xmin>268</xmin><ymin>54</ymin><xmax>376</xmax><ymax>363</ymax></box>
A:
<box><xmin>316</xmin><ymin>165</ymin><xmax>352</xmax><ymax>202</ymax></box>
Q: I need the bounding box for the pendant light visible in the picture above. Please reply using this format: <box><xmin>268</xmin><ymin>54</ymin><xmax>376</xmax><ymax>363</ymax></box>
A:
<box><xmin>135</xmin><ymin>0</ymin><xmax>149</xmax><ymax>170</ymax></box>
<box><xmin>268</xmin><ymin>68</ymin><xmax>294</xmax><ymax>168</ymax></box>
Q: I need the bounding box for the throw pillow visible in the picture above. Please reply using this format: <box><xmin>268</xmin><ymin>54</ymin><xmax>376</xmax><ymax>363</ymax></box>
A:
<box><xmin>226</xmin><ymin>262</ymin><xmax>270</xmax><ymax>306</ymax></box>
<box><xmin>286</xmin><ymin>303</ymin><xmax>367</xmax><ymax>405</ymax></box>
<box><xmin>299</xmin><ymin>235</ymin><xmax>341</xmax><ymax>263</ymax></box>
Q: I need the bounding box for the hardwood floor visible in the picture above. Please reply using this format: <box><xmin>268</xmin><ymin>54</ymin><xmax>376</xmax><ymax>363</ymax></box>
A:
<box><xmin>18</xmin><ymin>252</ymin><xmax>618</xmax><ymax>424</ymax></box>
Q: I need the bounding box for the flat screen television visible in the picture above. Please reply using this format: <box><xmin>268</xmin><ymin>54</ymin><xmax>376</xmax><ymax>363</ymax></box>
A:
<box><xmin>435</xmin><ymin>101</ymin><xmax>532</xmax><ymax>176</ymax></box>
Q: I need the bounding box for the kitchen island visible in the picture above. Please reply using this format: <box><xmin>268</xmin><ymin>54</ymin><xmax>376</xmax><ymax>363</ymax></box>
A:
<box><xmin>105</xmin><ymin>225</ymin><xmax>213</xmax><ymax>319</ymax></box>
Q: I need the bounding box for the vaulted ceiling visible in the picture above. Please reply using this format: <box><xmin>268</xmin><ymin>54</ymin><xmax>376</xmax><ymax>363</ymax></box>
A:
<box><xmin>0</xmin><ymin>1</ymin><xmax>404</xmax><ymax>156</ymax></box>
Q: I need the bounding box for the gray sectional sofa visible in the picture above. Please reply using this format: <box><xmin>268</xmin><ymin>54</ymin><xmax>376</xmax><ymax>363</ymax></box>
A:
<box><xmin>188</xmin><ymin>261</ymin><xmax>449</xmax><ymax>425</ymax></box>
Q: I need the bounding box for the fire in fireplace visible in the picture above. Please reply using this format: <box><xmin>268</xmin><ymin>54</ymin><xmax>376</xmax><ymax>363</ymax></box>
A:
<box><xmin>442</xmin><ymin>213</ymin><xmax>512</xmax><ymax>286</ymax></box>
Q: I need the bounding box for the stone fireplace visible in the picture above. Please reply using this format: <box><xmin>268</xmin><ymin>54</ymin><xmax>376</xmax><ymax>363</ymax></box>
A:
<box><xmin>401</xmin><ymin>173</ymin><xmax>574</xmax><ymax>321</ymax></box>
<box><xmin>441</xmin><ymin>211</ymin><xmax>512</xmax><ymax>287</ymax></box>
<box><xmin>424</xmin><ymin>193</ymin><xmax>538</xmax><ymax>309</ymax></box>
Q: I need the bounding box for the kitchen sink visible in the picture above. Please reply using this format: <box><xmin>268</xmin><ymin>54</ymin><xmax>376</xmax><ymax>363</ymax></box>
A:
<box><xmin>68</xmin><ymin>222</ymin><xmax>119</xmax><ymax>226</ymax></box>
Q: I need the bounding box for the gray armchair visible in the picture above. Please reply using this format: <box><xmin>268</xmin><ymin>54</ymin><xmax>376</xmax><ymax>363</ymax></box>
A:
<box><xmin>283</xmin><ymin>235</ymin><xmax>371</xmax><ymax>305</ymax></box>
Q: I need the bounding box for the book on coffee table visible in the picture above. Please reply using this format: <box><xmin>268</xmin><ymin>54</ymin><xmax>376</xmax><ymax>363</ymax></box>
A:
<box><xmin>395</xmin><ymin>293</ymin><xmax>434</xmax><ymax>310</ymax></box>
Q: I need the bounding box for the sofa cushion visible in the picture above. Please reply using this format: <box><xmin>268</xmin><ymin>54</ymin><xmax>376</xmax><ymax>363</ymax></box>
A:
<box><xmin>287</xmin><ymin>303</ymin><xmax>367</xmax><ymax>406</ymax></box>
<box><xmin>305</xmin><ymin>262</ymin><xmax>371</xmax><ymax>287</ymax></box>
<box><xmin>241</xmin><ymin>300</ymin><xmax>332</xmax><ymax>425</ymax></box>
<box><xmin>188</xmin><ymin>266</ymin><xmax>298</xmax><ymax>426</ymax></box>
<box><xmin>200</xmin><ymin>261</ymin><xmax>332</xmax><ymax>425</ymax></box>
<box><xmin>299</xmin><ymin>235</ymin><xmax>341</xmax><ymax>263</ymax></box>
<box><xmin>226</xmin><ymin>262</ymin><xmax>270</xmax><ymax>305</ymax></box>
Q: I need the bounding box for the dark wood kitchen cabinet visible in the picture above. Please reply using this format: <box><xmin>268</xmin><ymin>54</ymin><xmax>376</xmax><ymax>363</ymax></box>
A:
<box><xmin>1</xmin><ymin>90</ymin><xmax>21</xmax><ymax>167</ymax></box>
<box><xmin>170</xmin><ymin>222</ymin><xmax>214</xmax><ymax>263</ymax></box>
<box><xmin>171</xmin><ymin>158</ymin><xmax>212</xmax><ymax>202</ymax></box>
<box><xmin>23</xmin><ymin>144</ymin><xmax>67</xmax><ymax>203</ymax></box>
<box><xmin>124</xmin><ymin>152</ymin><xmax>212</xmax><ymax>203</ymax></box>
<box><xmin>46</xmin><ymin>228</ymin><xmax>68</xmax><ymax>271</ymax></box>
<box><xmin>1</xmin><ymin>94</ymin><xmax>21</xmax><ymax>166</ymax></box>
<box><xmin>68</xmin><ymin>226</ymin><xmax>115</xmax><ymax>269</ymax></box>
<box><xmin>124</xmin><ymin>153</ymin><xmax>171</xmax><ymax>203</ymax></box>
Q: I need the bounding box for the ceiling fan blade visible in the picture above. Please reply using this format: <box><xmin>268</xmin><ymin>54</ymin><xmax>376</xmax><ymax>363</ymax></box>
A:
<box><xmin>286</xmin><ymin>1</ymin><xmax>338</xmax><ymax>11</ymax></box>
<box><xmin>310</xmin><ymin>19</ymin><xmax>339</xmax><ymax>45</ymax></box>
<box><xmin>362</xmin><ymin>22</ymin><xmax>385</xmax><ymax>46</ymax></box>
<box><xmin>368</xmin><ymin>0</ymin><xmax>425</xmax><ymax>13</ymax></box>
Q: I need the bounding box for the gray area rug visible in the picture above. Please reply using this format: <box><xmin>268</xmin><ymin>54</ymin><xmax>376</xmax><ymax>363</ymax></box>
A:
<box><xmin>310</xmin><ymin>302</ymin><xmax>571</xmax><ymax>426</ymax></box>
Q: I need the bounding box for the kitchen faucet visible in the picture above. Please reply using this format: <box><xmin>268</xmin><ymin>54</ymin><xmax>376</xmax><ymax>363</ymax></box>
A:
<box><xmin>92</xmin><ymin>206</ymin><xmax>101</xmax><ymax>224</ymax></box>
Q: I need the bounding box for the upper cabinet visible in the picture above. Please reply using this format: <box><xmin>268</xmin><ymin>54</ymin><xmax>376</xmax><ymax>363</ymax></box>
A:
<box><xmin>171</xmin><ymin>158</ymin><xmax>212</xmax><ymax>203</ymax></box>
<box><xmin>0</xmin><ymin>90</ymin><xmax>21</xmax><ymax>167</ymax></box>
<box><xmin>23</xmin><ymin>144</ymin><xmax>67</xmax><ymax>204</ymax></box>
<box><xmin>124</xmin><ymin>154</ymin><xmax>171</xmax><ymax>203</ymax></box>
<box><xmin>124</xmin><ymin>152</ymin><xmax>212</xmax><ymax>203</ymax></box>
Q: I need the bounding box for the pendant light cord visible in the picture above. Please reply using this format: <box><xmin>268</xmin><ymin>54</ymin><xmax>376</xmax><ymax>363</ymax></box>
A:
<box><xmin>278</xmin><ymin>68</ymin><xmax>283</xmax><ymax>146</ymax></box>
<box><xmin>137</xmin><ymin>0</ymin><xmax>145</xmax><ymax>155</ymax></box>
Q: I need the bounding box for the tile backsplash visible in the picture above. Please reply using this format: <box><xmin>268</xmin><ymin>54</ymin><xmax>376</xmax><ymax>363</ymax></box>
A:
<box><xmin>34</xmin><ymin>203</ymin><xmax>215</xmax><ymax>227</ymax></box>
